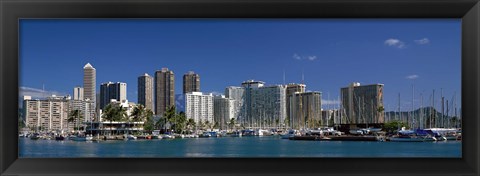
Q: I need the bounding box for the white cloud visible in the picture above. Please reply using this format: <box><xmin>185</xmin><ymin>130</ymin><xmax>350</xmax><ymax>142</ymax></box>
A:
<box><xmin>414</xmin><ymin>38</ymin><xmax>430</xmax><ymax>45</ymax></box>
<box><xmin>293</xmin><ymin>53</ymin><xmax>317</xmax><ymax>61</ymax></box>
<box><xmin>307</xmin><ymin>56</ymin><xmax>317</xmax><ymax>61</ymax></box>
<box><xmin>405</xmin><ymin>75</ymin><xmax>419</xmax><ymax>79</ymax></box>
<box><xmin>384</xmin><ymin>38</ymin><xmax>406</xmax><ymax>49</ymax></box>
<box><xmin>19</xmin><ymin>86</ymin><xmax>67</xmax><ymax>99</ymax></box>
<box><xmin>293</xmin><ymin>53</ymin><xmax>302</xmax><ymax>60</ymax></box>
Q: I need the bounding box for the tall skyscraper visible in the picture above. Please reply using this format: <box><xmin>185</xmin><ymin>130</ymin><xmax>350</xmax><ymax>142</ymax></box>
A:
<box><xmin>155</xmin><ymin>68</ymin><xmax>175</xmax><ymax>116</ymax></box>
<box><xmin>286</xmin><ymin>83</ymin><xmax>306</xmax><ymax>124</ymax></box>
<box><xmin>83</xmin><ymin>63</ymin><xmax>96</xmax><ymax>102</ymax></box>
<box><xmin>214</xmin><ymin>95</ymin><xmax>235</xmax><ymax>130</ymax></box>
<box><xmin>340</xmin><ymin>82</ymin><xmax>384</xmax><ymax>125</ymax></box>
<box><xmin>73</xmin><ymin>87</ymin><xmax>84</xmax><ymax>100</ymax></box>
<box><xmin>183</xmin><ymin>71</ymin><xmax>200</xmax><ymax>94</ymax></box>
<box><xmin>289</xmin><ymin>92</ymin><xmax>322</xmax><ymax>129</ymax></box>
<box><xmin>225</xmin><ymin>86</ymin><xmax>245</xmax><ymax>122</ymax></box>
<box><xmin>138</xmin><ymin>73</ymin><xmax>154</xmax><ymax>111</ymax></box>
<box><xmin>240</xmin><ymin>80</ymin><xmax>286</xmax><ymax>128</ymax></box>
<box><xmin>99</xmin><ymin>82</ymin><xmax>127</xmax><ymax>110</ymax></box>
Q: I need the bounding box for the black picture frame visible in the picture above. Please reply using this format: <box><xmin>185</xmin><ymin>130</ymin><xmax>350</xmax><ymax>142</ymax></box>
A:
<box><xmin>1</xmin><ymin>0</ymin><xmax>479</xmax><ymax>176</ymax></box>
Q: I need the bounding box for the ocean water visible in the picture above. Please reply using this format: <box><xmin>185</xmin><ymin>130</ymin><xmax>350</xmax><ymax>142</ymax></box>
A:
<box><xmin>18</xmin><ymin>136</ymin><xmax>461</xmax><ymax>158</ymax></box>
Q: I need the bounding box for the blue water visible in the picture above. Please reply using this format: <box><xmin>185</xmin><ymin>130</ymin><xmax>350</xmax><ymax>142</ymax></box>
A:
<box><xmin>19</xmin><ymin>136</ymin><xmax>461</xmax><ymax>158</ymax></box>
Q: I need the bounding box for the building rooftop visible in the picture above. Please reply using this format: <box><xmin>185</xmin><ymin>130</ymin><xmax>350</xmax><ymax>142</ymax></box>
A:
<box><xmin>83</xmin><ymin>63</ymin><xmax>95</xmax><ymax>69</ymax></box>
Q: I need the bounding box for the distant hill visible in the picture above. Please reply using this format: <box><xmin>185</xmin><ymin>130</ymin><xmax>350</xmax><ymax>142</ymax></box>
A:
<box><xmin>175</xmin><ymin>94</ymin><xmax>185</xmax><ymax>112</ymax></box>
<box><xmin>384</xmin><ymin>106</ymin><xmax>459</xmax><ymax>120</ymax></box>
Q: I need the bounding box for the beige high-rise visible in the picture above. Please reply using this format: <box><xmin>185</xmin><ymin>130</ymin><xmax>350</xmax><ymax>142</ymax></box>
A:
<box><xmin>155</xmin><ymin>68</ymin><xmax>175</xmax><ymax>116</ymax></box>
<box><xmin>183</xmin><ymin>71</ymin><xmax>200</xmax><ymax>94</ymax></box>
<box><xmin>286</xmin><ymin>83</ymin><xmax>306</xmax><ymax>124</ymax></box>
<box><xmin>83</xmin><ymin>63</ymin><xmax>96</xmax><ymax>102</ymax></box>
<box><xmin>138</xmin><ymin>73</ymin><xmax>154</xmax><ymax>111</ymax></box>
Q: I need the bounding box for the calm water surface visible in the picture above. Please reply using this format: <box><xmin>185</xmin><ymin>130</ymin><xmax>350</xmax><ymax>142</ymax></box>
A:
<box><xmin>19</xmin><ymin>136</ymin><xmax>461</xmax><ymax>158</ymax></box>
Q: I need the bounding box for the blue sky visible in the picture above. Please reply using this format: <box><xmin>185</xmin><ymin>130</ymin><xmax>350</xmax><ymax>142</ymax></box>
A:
<box><xmin>19</xmin><ymin>19</ymin><xmax>461</xmax><ymax>111</ymax></box>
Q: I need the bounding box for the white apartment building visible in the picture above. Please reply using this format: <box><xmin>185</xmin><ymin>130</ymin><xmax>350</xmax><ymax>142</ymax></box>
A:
<box><xmin>23</xmin><ymin>95</ymin><xmax>71</xmax><ymax>131</ymax></box>
<box><xmin>99</xmin><ymin>99</ymin><xmax>136</xmax><ymax>122</ymax></box>
<box><xmin>225</xmin><ymin>86</ymin><xmax>245</xmax><ymax>122</ymax></box>
<box><xmin>250</xmin><ymin>85</ymin><xmax>287</xmax><ymax>128</ymax></box>
<box><xmin>213</xmin><ymin>95</ymin><xmax>235</xmax><ymax>129</ymax></box>
<box><xmin>73</xmin><ymin>87</ymin><xmax>84</xmax><ymax>100</ymax></box>
<box><xmin>185</xmin><ymin>92</ymin><xmax>214</xmax><ymax>124</ymax></box>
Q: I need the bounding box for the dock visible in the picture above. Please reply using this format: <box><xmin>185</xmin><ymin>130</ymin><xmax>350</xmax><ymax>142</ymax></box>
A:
<box><xmin>329</xmin><ymin>135</ymin><xmax>380</xmax><ymax>141</ymax></box>
<box><xmin>289</xmin><ymin>136</ymin><xmax>331</xmax><ymax>141</ymax></box>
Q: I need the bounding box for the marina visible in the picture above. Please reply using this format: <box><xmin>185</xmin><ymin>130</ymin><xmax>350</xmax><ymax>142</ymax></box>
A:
<box><xmin>19</xmin><ymin>135</ymin><xmax>461</xmax><ymax>158</ymax></box>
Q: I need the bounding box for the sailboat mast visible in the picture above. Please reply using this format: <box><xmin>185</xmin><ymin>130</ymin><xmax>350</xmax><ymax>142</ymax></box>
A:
<box><xmin>441</xmin><ymin>88</ymin><xmax>444</xmax><ymax>128</ymax></box>
<box><xmin>398</xmin><ymin>93</ymin><xmax>401</xmax><ymax>122</ymax></box>
<box><xmin>412</xmin><ymin>84</ymin><xmax>414</xmax><ymax>129</ymax></box>
<box><xmin>432</xmin><ymin>89</ymin><xmax>435</xmax><ymax>128</ymax></box>
<box><xmin>420</xmin><ymin>94</ymin><xmax>424</xmax><ymax>129</ymax></box>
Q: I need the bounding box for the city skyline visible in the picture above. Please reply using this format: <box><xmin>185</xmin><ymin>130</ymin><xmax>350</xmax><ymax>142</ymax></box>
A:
<box><xmin>19</xmin><ymin>19</ymin><xmax>461</xmax><ymax>111</ymax></box>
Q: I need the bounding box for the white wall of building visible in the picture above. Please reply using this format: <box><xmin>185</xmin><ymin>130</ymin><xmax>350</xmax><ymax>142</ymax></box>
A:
<box><xmin>185</xmin><ymin>92</ymin><xmax>214</xmax><ymax>124</ymax></box>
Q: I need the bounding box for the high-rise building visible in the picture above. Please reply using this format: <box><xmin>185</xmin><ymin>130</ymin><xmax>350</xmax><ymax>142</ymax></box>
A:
<box><xmin>289</xmin><ymin>92</ymin><xmax>322</xmax><ymax>129</ymax></box>
<box><xmin>155</xmin><ymin>68</ymin><xmax>175</xmax><ymax>116</ymax></box>
<box><xmin>138</xmin><ymin>73</ymin><xmax>154</xmax><ymax>111</ymax></box>
<box><xmin>340</xmin><ymin>82</ymin><xmax>384</xmax><ymax>125</ymax></box>
<box><xmin>183</xmin><ymin>71</ymin><xmax>200</xmax><ymax>94</ymax></box>
<box><xmin>23</xmin><ymin>95</ymin><xmax>71</xmax><ymax>131</ymax></box>
<box><xmin>214</xmin><ymin>95</ymin><xmax>235</xmax><ymax>130</ymax></box>
<box><xmin>71</xmin><ymin>99</ymin><xmax>96</xmax><ymax>124</ymax></box>
<box><xmin>240</xmin><ymin>80</ymin><xmax>264</xmax><ymax>126</ymax></box>
<box><xmin>73</xmin><ymin>87</ymin><xmax>84</xmax><ymax>100</ymax></box>
<box><xmin>240</xmin><ymin>80</ymin><xmax>286</xmax><ymax>128</ymax></box>
<box><xmin>185</xmin><ymin>92</ymin><xmax>214</xmax><ymax>125</ymax></box>
<box><xmin>83</xmin><ymin>63</ymin><xmax>96</xmax><ymax>102</ymax></box>
<box><xmin>286</xmin><ymin>83</ymin><xmax>306</xmax><ymax>124</ymax></box>
<box><xmin>99</xmin><ymin>82</ymin><xmax>127</xmax><ymax>110</ymax></box>
<box><xmin>225</xmin><ymin>86</ymin><xmax>245</xmax><ymax>122</ymax></box>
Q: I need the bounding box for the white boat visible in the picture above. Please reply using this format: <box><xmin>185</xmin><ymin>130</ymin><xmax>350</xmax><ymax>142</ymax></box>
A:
<box><xmin>256</xmin><ymin>129</ymin><xmax>270</xmax><ymax>136</ymax></box>
<box><xmin>162</xmin><ymin>134</ymin><xmax>175</xmax><ymax>139</ymax></box>
<box><xmin>229</xmin><ymin>131</ymin><xmax>242</xmax><ymax>137</ymax></box>
<box><xmin>388</xmin><ymin>136</ymin><xmax>425</xmax><ymax>142</ymax></box>
<box><xmin>280</xmin><ymin>129</ymin><xmax>297</xmax><ymax>139</ymax></box>
<box><xmin>388</xmin><ymin>130</ymin><xmax>435</xmax><ymax>142</ymax></box>
<box><xmin>125</xmin><ymin>134</ymin><xmax>137</xmax><ymax>140</ymax></box>
<box><xmin>71</xmin><ymin>134</ymin><xmax>93</xmax><ymax>141</ymax></box>
<box><xmin>349</xmin><ymin>129</ymin><xmax>365</xmax><ymax>135</ymax></box>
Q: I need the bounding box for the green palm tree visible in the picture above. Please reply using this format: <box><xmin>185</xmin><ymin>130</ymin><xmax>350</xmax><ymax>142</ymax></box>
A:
<box><xmin>186</xmin><ymin>118</ymin><xmax>196</xmax><ymax>133</ymax></box>
<box><xmin>68</xmin><ymin>110</ymin><xmax>82</xmax><ymax>131</ymax></box>
<box><xmin>130</xmin><ymin>104</ymin><xmax>146</xmax><ymax>134</ymax></box>
<box><xmin>174</xmin><ymin>111</ymin><xmax>187</xmax><ymax>134</ymax></box>
<box><xmin>229</xmin><ymin>118</ymin><xmax>236</xmax><ymax>130</ymax></box>
<box><xmin>164</xmin><ymin>106</ymin><xmax>176</xmax><ymax>132</ymax></box>
<box><xmin>102</xmin><ymin>103</ymin><xmax>127</xmax><ymax>135</ymax></box>
<box><xmin>143</xmin><ymin>109</ymin><xmax>154</xmax><ymax>133</ymax></box>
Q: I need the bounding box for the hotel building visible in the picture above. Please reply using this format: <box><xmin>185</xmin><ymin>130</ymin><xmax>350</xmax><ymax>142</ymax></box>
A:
<box><xmin>286</xmin><ymin>83</ymin><xmax>306</xmax><ymax>125</ymax></box>
<box><xmin>99</xmin><ymin>82</ymin><xmax>127</xmax><ymax>110</ymax></box>
<box><xmin>213</xmin><ymin>95</ymin><xmax>235</xmax><ymax>130</ymax></box>
<box><xmin>340</xmin><ymin>82</ymin><xmax>385</xmax><ymax>126</ymax></box>
<box><xmin>185</xmin><ymin>92</ymin><xmax>214</xmax><ymax>125</ymax></box>
<box><xmin>155</xmin><ymin>68</ymin><xmax>175</xmax><ymax>116</ymax></box>
<box><xmin>83</xmin><ymin>63</ymin><xmax>96</xmax><ymax>102</ymax></box>
<box><xmin>289</xmin><ymin>91</ymin><xmax>322</xmax><ymax>129</ymax></box>
<box><xmin>225</xmin><ymin>86</ymin><xmax>245</xmax><ymax>123</ymax></box>
<box><xmin>73</xmin><ymin>87</ymin><xmax>84</xmax><ymax>100</ymax></box>
<box><xmin>183</xmin><ymin>71</ymin><xmax>200</xmax><ymax>94</ymax></box>
<box><xmin>138</xmin><ymin>73</ymin><xmax>154</xmax><ymax>111</ymax></box>
<box><xmin>241</xmin><ymin>80</ymin><xmax>287</xmax><ymax>128</ymax></box>
<box><xmin>23</xmin><ymin>95</ymin><xmax>72</xmax><ymax>131</ymax></box>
